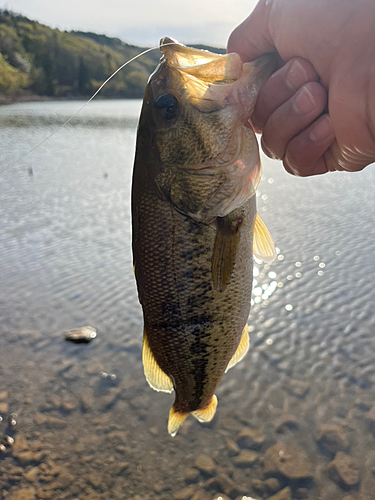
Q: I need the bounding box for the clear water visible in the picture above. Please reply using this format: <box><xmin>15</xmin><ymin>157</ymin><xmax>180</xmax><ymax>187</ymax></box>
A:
<box><xmin>0</xmin><ymin>100</ymin><xmax>375</xmax><ymax>500</ymax></box>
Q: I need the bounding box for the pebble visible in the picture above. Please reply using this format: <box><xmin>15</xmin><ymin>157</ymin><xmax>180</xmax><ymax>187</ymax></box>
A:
<box><xmin>8</xmin><ymin>488</ymin><xmax>36</xmax><ymax>500</ymax></box>
<box><xmin>0</xmin><ymin>391</ymin><xmax>8</xmax><ymax>401</ymax></box>
<box><xmin>211</xmin><ymin>495</ymin><xmax>231</xmax><ymax>500</ymax></box>
<box><xmin>65</xmin><ymin>326</ymin><xmax>97</xmax><ymax>343</ymax></box>
<box><xmin>328</xmin><ymin>451</ymin><xmax>360</xmax><ymax>488</ymax></box>
<box><xmin>173</xmin><ymin>485</ymin><xmax>196</xmax><ymax>500</ymax></box>
<box><xmin>283</xmin><ymin>378</ymin><xmax>309</xmax><ymax>398</ymax></box>
<box><xmin>266</xmin><ymin>487</ymin><xmax>292</xmax><ymax>500</ymax></box>
<box><xmin>81</xmin><ymin>388</ymin><xmax>95</xmax><ymax>412</ymax></box>
<box><xmin>34</xmin><ymin>414</ymin><xmax>67</xmax><ymax>429</ymax></box>
<box><xmin>263</xmin><ymin>443</ymin><xmax>313</xmax><ymax>479</ymax></box>
<box><xmin>24</xmin><ymin>466</ymin><xmax>40</xmax><ymax>482</ymax></box>
<box><xmin>264</xmin><ymin>478</ymin><xmax>281</xmax><ymax>494</ymax></box>
<box><xmin>60</xmin><ymin>399</ymin><xmax>77</xmax><ymax>412</ymax></box>
<box><xmin>185</xmin><ymin>468</ymin><xmax>200</xmax><ymax>483</ymax></box>
<box><xmin>191</xmin><ymin>492</ymin><xmax>211</xmax><ymax>500</ymax></box>
<box><xmin>12</xmin><ymin>434</ymin><xmax>28</xmax><ymax>453</ymax></box>
<box><xmin>194</xmin><ymin>455</ymin><xmax>216</xmax><ymax>476</ymax></box>
<box><xmin>316</xmin><ymin>424</ymin><xmax>349</xmax><ymax>455</ymax></box>
<box><xmin>0</xmin><ymin>402</ymin><xmax>9</xmax><ymax>414</ymax></box>
<box><xmin>251</xmin><ymin>479</ymin><xmax>264</xmax><ymax>493</ymax></box>
<box><xmin>204</xmin><ymin>473</ymin><xmax>239</xmax><ymax>498</ymax></box>
<box><xmin>274</xmin><ymin>414</ymin><xmax>299</xmax><ymax>433</ymax></box>
<box><xmin>153</xmin><ymin>481</ymin><xmax>167</xmax><ymax>493</ymax></box>
<box><xmin>233</xmin><ymin>450</ymin><xmax>258</xmax><ymax>467</ymax></box>
<box><xmin>224</xmin><ymin>437</ymin><xmax>240</xmax><ymax>456</ymax></box>
<box><xmin>236</xmin><ymin>428</ymin><xmax>265</xmax><ymax>450</ymax></box>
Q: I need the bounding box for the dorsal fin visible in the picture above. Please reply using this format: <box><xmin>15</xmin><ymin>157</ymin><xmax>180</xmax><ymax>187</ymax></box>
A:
<box><xmin>253</xmin><ymin>212</ymin><xmax>276</xmax><ymax>264</ymax></box>
<box><xmin>225</xmin><ymin>324</ymin><xmax>250</xmax><ymax>372</ymax></box>
<box><xmin>142</xmin><ymin>331</ymin><xmax>173</xmax><ymax>393</ymax></box>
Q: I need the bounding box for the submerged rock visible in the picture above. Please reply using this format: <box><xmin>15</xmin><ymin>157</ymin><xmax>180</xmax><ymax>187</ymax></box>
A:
<box><xmin>267</xmin><ymin>487</ymin><xmax>292</xmax><ymax>500</ymax></box>
<box><xmin>173</xmin><ymin>485</ymin><xmax>196</xmax><ymax>500</ymax></box>
<box><xmin>283</xmin><ymin>378</ymin><xmax>309</xmax><ymax>398</ymax></box>
<box><xmin>0</xmin><ymin>391</ymin><xmax>8</xmax><ymax>401</ymax></box>
<box><xmin>8</xmin><ymin>488</ymin><xmax>36</xmax><ymax>500</ymax></box>
<box><xmin>317</xmin><ymin>424</ymin><xmax>349</xmax><ymax>455</ymax></box>
<box><xmin>264</xmin><ymin>478</ymin><xmax>281</xmax><ymax>495</ymax></box>
<box><xmin>65</xmin><ymin>326</ymin><xmax>97</xmax><ymax>343</ymax></box>
<box><xmin>190</xmin><ymin>491</ymin><xmax>211</xmax><ymax>500</ymax></box>
<box><xmin>194</xmin><ymin>454</ymin><xmax>216</xmax><ymax>476</ymax></box>
<box><xmin>275</xmin><ymin>414</ymin><xmax>299</xmax><ymax>434</ymax></box>
<box><xmin>184</xmin><ymin>468</ymin><xmax>200</xmax><ymax>483</ymax></box>
<box><xmin>204</xmin><ymin>473</ymin><xmax>239</xmax><ymax>497</ymax></box>
<box><xmin>328</xmin><ymin>452</ymin><xmax>360</xmax><ymax>488</ymax></box>
<box><xmin>233</xmin><ymin>450</ymin><xmax>258</xmax><ymax>467</ymax></box>
<box><xmin>0</xmin><ymin>402</ymin><xmax>9</xmax><ymax>414</ymax></box>
<box><xmin>263</xmin><ymin>443</ymin><xmax>313</xmax><ymax>480</ymax></box>
<box><xmin>236</xmin><ymin>427</ymin><xmax>265</xmax><ymax>450</ymax></box>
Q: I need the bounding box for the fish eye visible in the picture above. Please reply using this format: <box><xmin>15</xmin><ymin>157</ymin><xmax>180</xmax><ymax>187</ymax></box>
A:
<box><xmin>155</xmin><ymin>94</ymin><xmax>179</xmax><ymax>121</ymax></box>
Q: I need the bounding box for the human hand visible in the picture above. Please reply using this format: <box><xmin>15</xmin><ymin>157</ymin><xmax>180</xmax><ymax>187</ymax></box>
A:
<box><xmin>227</xmin><ymin>0</ymin><xmax>375</xmax><ymax>176</ymax></box>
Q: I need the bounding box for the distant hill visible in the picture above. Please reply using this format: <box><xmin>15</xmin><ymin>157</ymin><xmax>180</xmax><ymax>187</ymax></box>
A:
<box><xmin>0</xmin><ymin>10</ymin><xmax>225</xmax><ymax>101</ymax></box>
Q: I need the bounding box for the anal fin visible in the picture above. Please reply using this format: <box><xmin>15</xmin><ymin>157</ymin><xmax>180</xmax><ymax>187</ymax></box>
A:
<box><xmin>225</xmin><ymin>324</ymin><xmax>250</xmax><ymax>373</ymax></box>
<box><xmin>142</xmin><ymin>331</ymin><xmax>173</xmax><ymax>393</ymax></box>
<box><xmin>192</xmin><ymin>395</ymin><xmax>218</xmax><ymax>423</ymax></box>
<box><xmin>253</xmin><ymin>212</ymin><xmax>276</xmax><ymax>264</ymax></box>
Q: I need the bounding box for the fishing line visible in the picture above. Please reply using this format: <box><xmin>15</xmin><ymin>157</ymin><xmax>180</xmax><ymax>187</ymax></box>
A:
<box><xmin>14</xmin><ymin>42</ymin><xmax>177</xmax><ymax>164</ymax></box>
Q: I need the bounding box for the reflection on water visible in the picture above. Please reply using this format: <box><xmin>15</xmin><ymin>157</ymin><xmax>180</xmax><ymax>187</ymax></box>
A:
<box><xmin>0</xmin><ymin>100</ymin><xmax>375</xmax><ymax>500</ymax></box>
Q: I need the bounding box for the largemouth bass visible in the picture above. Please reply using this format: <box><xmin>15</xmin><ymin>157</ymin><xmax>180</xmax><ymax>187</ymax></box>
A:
<box><xmin>132</xmin><ymin>38</ymin><xmax>277</xmax><ymax>436</ymax></box>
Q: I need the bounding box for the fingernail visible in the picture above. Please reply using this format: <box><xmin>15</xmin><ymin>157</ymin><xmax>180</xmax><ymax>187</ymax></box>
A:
<box><xmin>309</xmin><ymin>115</ymin><xmax>334</xmax><ymax>142</ymax></box>
<box><xmin>293</xmin><ymin>86</ymin><xmax>315</xmax><ymax>114</ymax></box>
<box><xmin>285</xmin><ymin>60</ymin><xmax>308</xmax><ymax>91</ymax></box>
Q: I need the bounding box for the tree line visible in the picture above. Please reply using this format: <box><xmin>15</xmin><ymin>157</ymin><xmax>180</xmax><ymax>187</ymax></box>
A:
<box><xmin>0</xmin><ymin>10</ymin><xmax>161</xmax><ymax>99</ymax></box>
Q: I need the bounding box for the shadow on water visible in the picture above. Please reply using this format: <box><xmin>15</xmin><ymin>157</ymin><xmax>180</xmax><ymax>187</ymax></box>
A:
<box><xmin>0</xmin><ymin>99</ymin><xmax>375</xmax><ymax>500</ymax></box>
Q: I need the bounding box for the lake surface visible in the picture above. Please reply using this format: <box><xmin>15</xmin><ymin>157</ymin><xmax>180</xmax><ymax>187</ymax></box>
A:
<box><xmin>0</xmin><ymin>99</ymin><xmax>375</xmax><ymax>500</ymax></box>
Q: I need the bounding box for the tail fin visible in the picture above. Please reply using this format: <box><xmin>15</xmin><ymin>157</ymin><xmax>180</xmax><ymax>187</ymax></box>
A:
<box><xmin>192</xmin><ymin>395</ymin><xmax>218</xmax><ymax>423</ymax></box>
<box><xmin>168</xmin><ymin>395</ymin><xmax>218</xmax><ymax>436</ymax></box>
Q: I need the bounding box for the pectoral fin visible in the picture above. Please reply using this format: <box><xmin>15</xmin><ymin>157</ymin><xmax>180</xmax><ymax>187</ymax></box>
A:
<box><xmin>142</xmin><ymin>331</ymin><xmax>173</xmax><ymax>393</ymax></box>
<box><xmin>253</xmin><ymin>212</ymin><xmax>276</xmax><ymax>264</ymax></box>
<box><xmin>225</xmin><ymin>324</ymin><xmax>250</xmax><ymax>373</ymax></box>
<box><xmin>212</xmin><ymin>216</ymin><xmax>243</xmax><ymax>292</ymax></box>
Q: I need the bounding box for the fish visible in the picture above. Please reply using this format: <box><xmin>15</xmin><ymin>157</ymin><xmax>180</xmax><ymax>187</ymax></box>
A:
<box><xmin>131</xmin><ymin>37</ymin><xmax>278</xmax><ymax>436</ymax></box>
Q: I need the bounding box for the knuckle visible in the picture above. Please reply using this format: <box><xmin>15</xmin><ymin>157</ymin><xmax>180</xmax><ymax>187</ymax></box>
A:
<box><xmin>261</xmin><ymin>134</ymin><xmax>283</xmax><ymax>160</ymax></box>
<box><xmin>284</xmin><ymin>148</ymin><xmax>312</xmax><ymax>176</ymax></box>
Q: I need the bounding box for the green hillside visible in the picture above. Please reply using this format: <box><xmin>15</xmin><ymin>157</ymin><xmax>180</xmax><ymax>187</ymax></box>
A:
<box><xmin>0</xmin><ymin>9</ymin><xmax>162</xmax><ymax>99</ymax></box>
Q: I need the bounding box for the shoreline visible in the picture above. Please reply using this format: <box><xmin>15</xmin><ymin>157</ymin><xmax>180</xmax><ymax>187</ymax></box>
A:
<box><xmin>0</xmin><ymin>94</ymin><xmax>143</xmax><ymax>106</ymax></box>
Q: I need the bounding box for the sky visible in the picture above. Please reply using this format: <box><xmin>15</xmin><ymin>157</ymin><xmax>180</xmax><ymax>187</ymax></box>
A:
<box><xmin>1</xmin><ymin>0</ymin><xmax>258</xmax><ymax>47</ymax></box>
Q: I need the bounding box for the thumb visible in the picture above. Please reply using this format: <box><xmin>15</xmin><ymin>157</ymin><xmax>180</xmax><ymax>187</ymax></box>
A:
<box><xmin>227</xmin><ymin>0</ymin><xmax>276</xmax><ymax>62</ymax></box>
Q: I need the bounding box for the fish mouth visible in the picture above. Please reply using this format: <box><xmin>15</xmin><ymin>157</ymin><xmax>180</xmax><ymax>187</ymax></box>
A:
<box><xmin>159</xmin><ymin>37</ymin><xmax>242</xmax><ymax>83</ymax></box>
<box><xmin>157</xmin><ymin>37</ymin><xmax>279</xmax><ymax>118</ymax></box>
<box><xmin>157</xmin><ymin>37</ymin><xmax>244</xmax><ymax>114</ymax></box>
